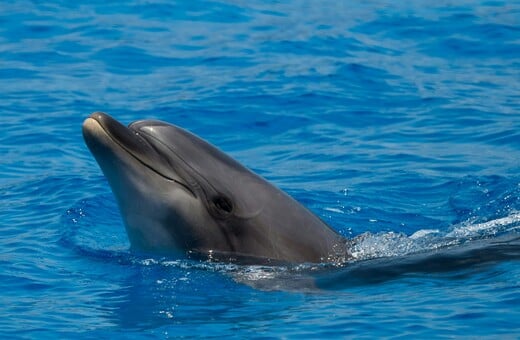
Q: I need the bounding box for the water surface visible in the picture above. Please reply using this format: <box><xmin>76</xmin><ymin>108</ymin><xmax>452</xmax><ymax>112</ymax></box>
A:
<box><xmin>1</xmin><ymin>0</ymin><xmax>519</xmax><ymax>338</ymax></box>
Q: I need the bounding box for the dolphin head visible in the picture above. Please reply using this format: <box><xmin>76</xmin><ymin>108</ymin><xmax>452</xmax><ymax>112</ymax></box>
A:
<box><xmin>83</xmin><ymin>112</ymin><xmax>347</xmax><ymax>263</ymax></box>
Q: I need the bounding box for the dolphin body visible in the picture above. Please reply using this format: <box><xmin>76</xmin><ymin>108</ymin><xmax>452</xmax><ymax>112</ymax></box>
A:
<box><xmin>82</xmin><ymin>112</ymin><xmax>349</xmax><ymax>264</ymax></box>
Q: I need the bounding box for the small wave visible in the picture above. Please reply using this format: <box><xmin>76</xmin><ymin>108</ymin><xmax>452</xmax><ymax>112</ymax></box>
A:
<box><xmin>349</xmin><ymin>212</ymin><xmax>520</xmax><ymax>261</ymax></box>
<box><xmin>446</xmin><ymin>212</ymin><xmax>520</xmax><ymax>238</ymax></box>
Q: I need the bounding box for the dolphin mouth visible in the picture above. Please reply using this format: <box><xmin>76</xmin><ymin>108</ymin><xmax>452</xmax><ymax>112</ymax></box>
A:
<box><xmin>83</xmin><ymin>112</ymin><xmax>196</xmax><ymax>197</ymax></box>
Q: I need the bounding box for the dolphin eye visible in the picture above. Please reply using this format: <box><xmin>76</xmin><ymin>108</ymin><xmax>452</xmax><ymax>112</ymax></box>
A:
<box><xmin>211</xmin><ymin>196</ymin><xmax>233</xmax><ymax>217</ymax></box>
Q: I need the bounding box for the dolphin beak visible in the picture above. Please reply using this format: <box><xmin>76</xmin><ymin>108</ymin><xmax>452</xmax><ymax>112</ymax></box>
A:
<box><xmin>83</xmin><ymin>112</ymin><xmax>196</xmax><ymax>197</ymax></box>
<box><xmin>83</xmin><ymin>112</ymin><xmax>149</xmax><ymax>154</ymax></box>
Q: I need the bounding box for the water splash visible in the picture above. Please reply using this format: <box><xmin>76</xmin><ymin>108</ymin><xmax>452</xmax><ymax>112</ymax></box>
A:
<box><xmin>447</xmin><ymin>212</ymin><xmax>520</xmax><ymax>238</ymax></box>
<box><xmin>349</xmin><ymin>212</ymin><xmax>520</xmax><ymax>261</ymax></box>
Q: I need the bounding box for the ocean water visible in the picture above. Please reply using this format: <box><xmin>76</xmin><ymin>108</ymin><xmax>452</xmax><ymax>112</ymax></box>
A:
<box><xmin>1</xmin><ymin>0</ymin><xmax>520</xmax><ymax>338</ymax></box>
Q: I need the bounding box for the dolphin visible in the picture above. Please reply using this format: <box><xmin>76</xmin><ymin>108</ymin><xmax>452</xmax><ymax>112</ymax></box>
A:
<box><xmin>82</xmin><ymin>112</ymin><xmax>349</xmax><ymax>264</ymax></box>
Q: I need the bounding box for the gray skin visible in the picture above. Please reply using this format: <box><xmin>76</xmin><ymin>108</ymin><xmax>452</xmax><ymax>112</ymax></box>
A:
<box><xmin>82</xmin><ymin>112</ymin><xmax>350</xmax><ymax>264</ymax></box>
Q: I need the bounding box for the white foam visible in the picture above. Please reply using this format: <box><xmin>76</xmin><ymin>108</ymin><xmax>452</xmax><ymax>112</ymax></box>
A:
<box><xmin>349</xmin><ymin>212</ymin><xmax>520</xmax><ymax>261</ymax></box>
<box><xmin>446</xmin><ymin>212</ymin><xmax>520</xmax><ymax>238</ymax></box>
<box><xmin>410</xmin><ymin>229</ymin><xmax>440</xmax><ymax>239</ymax></box>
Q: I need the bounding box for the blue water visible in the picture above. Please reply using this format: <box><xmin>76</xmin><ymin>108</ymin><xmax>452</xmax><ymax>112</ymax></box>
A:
<box><xmin>1</xmin><ymin>0</ymin><xmax>520</xmax><ymax>337</ymax></box>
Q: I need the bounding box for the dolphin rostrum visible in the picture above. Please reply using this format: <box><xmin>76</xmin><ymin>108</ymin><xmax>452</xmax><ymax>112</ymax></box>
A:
<box><xmin>82</xmin><ymin>112</ymin><xmax>349</xmax><ymax>264</ymax></box>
